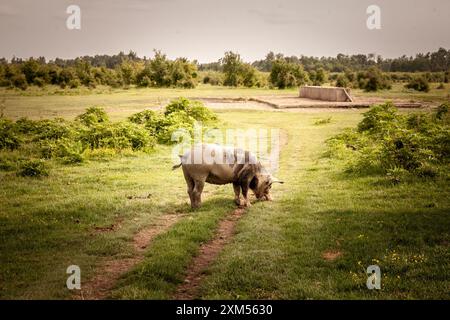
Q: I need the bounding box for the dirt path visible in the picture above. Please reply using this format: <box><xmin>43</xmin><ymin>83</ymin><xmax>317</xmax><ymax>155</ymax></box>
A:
<box><xmin>173</xmin><ymin>207</ymin><xmax>246</xmax><ymax>299</ymax></box>
<box><xmin>75</xmin><ymin>213</ymin><xmax>184</xmax><ymax>300</ymax></box>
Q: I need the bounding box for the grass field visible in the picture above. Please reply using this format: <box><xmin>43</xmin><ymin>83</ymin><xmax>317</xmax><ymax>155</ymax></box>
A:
<box><xmin>352</xmin><ymin>82</ymin><xmax>450</xmax><ymax>104</ymax></box>
<box><xmin>1</xmin><ymin>82</ymin><xmax>448</xmax><ymax>120</ymax></box>
<box><xmin>0</xmin><ymin>87</ymin><xmax>449</xmax><ymax>299</ymax></box>
<box><xmin>0</xmin><ymin>85</ymin><xmax>297</xmax><ymax>120</ymax></box>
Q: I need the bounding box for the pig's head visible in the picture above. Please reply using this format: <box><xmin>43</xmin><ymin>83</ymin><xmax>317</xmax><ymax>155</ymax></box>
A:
<box><xmin>250</xmin><ymin>173</ymin><xmax>284</xmax><ymax>201</ymax></box>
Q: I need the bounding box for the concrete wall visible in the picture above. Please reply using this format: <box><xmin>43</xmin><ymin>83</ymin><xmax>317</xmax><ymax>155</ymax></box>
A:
<box><xmin>299</xmin><ymin>86</ymin><xmax>353</xmax><ymax>102</ymax></box>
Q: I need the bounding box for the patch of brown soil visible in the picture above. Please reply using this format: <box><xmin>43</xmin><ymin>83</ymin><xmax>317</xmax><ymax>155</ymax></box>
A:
<box><xmin>133</xmin><ymin>214</ymin><xmax>181</xmax><ymax>252</ymax></box>
<box><xmin>252</xmin><ymin>95</ymin><xmax>425</xmax><ymax>109</ymax></box>
<box><xmin>92</xmin><ymin>221</ymin><xmax>122</xmax><ymax>234</ymax></box>
<box><xmin>174</xmin><ymin>208</ymin><xmax>246</xmax><ymax>300</ymax></box>
<box><xmin>75</xmin><ymin>213</ymin><xmax>184</xmax><ymax>300</ymax></box>
<box><xmin>322</xmin><ymin>250</ymin><xmax>343</xmax><ymax>261</ymax></box>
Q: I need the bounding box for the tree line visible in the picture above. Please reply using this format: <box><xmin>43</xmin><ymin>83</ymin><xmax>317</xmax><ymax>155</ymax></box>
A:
<box><xmin>0</xmin><ymin>48</ymin><xmax>448</xmax><ymax>91</ymax></box>
<box><xmin>198</xmin><ymin>48</ymin><xmax>450</xmax><ymax>73</ymax></box>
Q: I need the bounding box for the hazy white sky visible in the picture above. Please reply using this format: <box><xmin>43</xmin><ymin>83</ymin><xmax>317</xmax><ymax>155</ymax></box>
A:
<box><xmin>0</xmin><ymin>0</ymin><xmax>449</xmax><ymax>62</ymax></box>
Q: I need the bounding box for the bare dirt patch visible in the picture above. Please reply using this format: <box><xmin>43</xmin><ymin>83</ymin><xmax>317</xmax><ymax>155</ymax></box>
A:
<box><xmin>197</xmin><ymin>96</ymin><xmax>426</xmax><ymax>111</ymax></box>
<box><xmin>322</xmin><ymin>250</ymin><xmax>343</xmax><ymax>261</ymax></box>
<box><xmin>75</xmin><ymin>213</ymin><xmax>184</xmax><ymax>300</ymax></box>
<box><xmin>251</xmin><ymin>95</ymin><xmax>424</xmax><ymax>109</ymax></box>
<box><xmin>173</xmin><ymin>208</ymin><xmax>246</xmax><ymax>300</ymax></box>
<box><xmin>133</xmin><ymin>214</ymin><xmax>182</xmax><ymax>252</ymax></box>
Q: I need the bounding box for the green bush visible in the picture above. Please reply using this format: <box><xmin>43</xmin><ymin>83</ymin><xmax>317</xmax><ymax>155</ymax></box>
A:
<box><xmin>0</xmin><ymin>100</ymin><xmax>217</xmax><ymax>173</ymax></box>
<box><xmin>79</xmin><ymin>121</ymin><xmax>155</xmax><ymax>151</ymax></box>
<box><xmin>221</xmin><ymin>51</ymin><xmax>260</xmax><ymax>87</ymax></box>
<box><xmin>135</xmin><ymin>51</ymin><xmax>197</xmax><ymax>88</ymax></box>
<box><xmin>309</xmin><ymin>68</ymin><xmax>328</xmax><ymax>86</ymax></box>
<box><xmin>357</xmin><ymin>67</ymin><xmax>391</xmax><ymax>92</ymax></box>
<box><xmin>68</xmin><ymin>79</ymin><xmax>81</xmax><ymax>89</ymax></box>
<box><xmin>40</xmin><ymin>138</ymin><xmax>85</xmax><ymax>164</ymax></box>
<box><xmin>32</xmin><ymin>118</ymin><xmax>75</xmax><ymax>141</ymax></box>
<box><xmin>314</xmin><ymin>117</ymin><xmax>332</xmax><ymax>125</ymax></box>
<box><xmin>164</xmin><ymin>98</ymin><xmax>217</xmax><ymax>123</ymax></box>
<box><xmin>17</xmin><ymin>159</ymin><xmax>49</xmax><ymax>177</ymax></box>
<box><xmin>128</xmin><ymin>109</ymin><xmax>159</xmax><ymax>124</ymax></box>
<box><xmin>326</xmin><ymin>103</ymin><xmax>450</xmax><ymax>179</ymax></box>
<box><xmin>11</xmin><ymin>74</ymin><xmax>28</xmax><ymax>90</ymax></box>
<box><xmin>405</xmin><ymin>76</ymin><xmax>430</xmax><ymax>92</ymax></box>
<box><xmin>269</xmin><ymin>59</ymin><xmax>308</xmax><ymax>89</ymax></box>
<box><xmin>357</xmin><ymin>102</ymin><xmax>400</xmax><ymax>134</ymax></box>
<box><xmin>335</xmin><ymin>74</ymin><xmax>349</xmax><ymax>88</ymax></box>
<box><xmin>14</xmin><ymin>117</ymin><xmax>39</xmax><ymax>134</ymax></box>
<box><xmin>0</xmin><ymin>119</ymin><xmax>21</xmax><ymax>150</ymax></box>
<box><xmin>129</xmin><ymin>98</ymin><xmax>217</xmax><ymax>144</ymax></box>
<box><xmin>0</xmin><ymin>154</ymin><xmax>17</xmax><ymax>171</ymax></box>
<box><xmin>435</xmin><ymin>103</ymin><xmax>449</xmax><ymax>120</ymax></box>
<box><xmin>33</xmin><ymin>77</ymin><xmax>45</xmax><ymax>88</ymax></box>
<box><xmin>156</xmin><ymin>112</ymin><xmax>194</xmax><ymax>144</ymax></box>
<box><xmin>202</xmin><ymin>71</ymin><xmax>224</xmax><ymax>85</ymax></box>
<box><xmin>75</xmin><ymin>106</ymin><xmax>109</xmax><ymax>126</ymax></box>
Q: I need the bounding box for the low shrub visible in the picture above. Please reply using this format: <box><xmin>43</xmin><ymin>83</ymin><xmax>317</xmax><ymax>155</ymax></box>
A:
<box><xmin>325</xmin><ymin>102</ymin><xmax>450</xmax><ymax>180</ymax></box>
<box><xmin>0</xmin><ymin>119</ymin><xmax>21</xmax><ymax>150</ymax></box>
<box><xmin>357</xmin><ymin>67</ymin><xmax>391</xmax><ymax>92</ymax></box>
<box><xmin>1</xmin><ymin>99</ymin><xmax>217</xmax><ymax>173</ymax></box>
<box><xmin>14</xmin><ymin>117</ymin><xmax>40</xmax><ymax>134</ymax></box>
<box><xmin>164</xmin><ymin>98</ymin><xmax>217</xmax><ymax>123</ymax></box>
<box><xmin>335</xmin><ymin>74</ymin><xmax>349</xmax><ymax>88</ymax></box>
<box><xmin>83</xmin><ymin>148</ymin><xmax>117</xmax><ymax>160</ymax></box>
<box><xmin>40</xmin><ymin>138</ymin><xmax>85</xmax><ymax>164</ymax></box>
<box><xmin>314</xmin><ymin>117</ymin><xmax>332</xmax><ymax>125</ymax></box>
<box><xmin>202</xmin><ymin>71</ymin><xmax>224</xmax><ymax>86</ymax></box>
<box><xmin>75</xmin><ymin>106</ymin><xmax>109</xmax><ymax>126</ymax></box>
<box><xmin>68</xmin><ymin>79</ymin><xmax>81</xmax><ymax>89</ymax></box>
<box><xmin>405</xmin><ymin>76</ymin><xmax>430</xmax><ymax>92</ymax></box>
<box><xmin>156</xmin><ymin>112</ymin><xmax>195</xmax><ymax>144</ymax></box>
<box><xmin>34</xmin><ymin>77</ymin><xmax>45</xmax><ymax>88</ymax></box>
<box><xmin>79</xmin><ymin>121</ymin><xmax>155</xmax><ymax>151</ymax></box>
<box><xmin>357</xmin><ymin>102</ymin><xmax>400</xmax><ymax>134</ymax></box>
<box><xmin>11</xmin><ymin>74</ymin><xmax>28</xmax><ymax>90</ymax></box>
<box><xmin>128</xmin><ymin>109</ymin><xmax>165</xmax><ymax>136</ymax></box>
<box><xmin>0</xmin><ymin>155</ymin><xmax>17</xmax><ymax>171</ymax></box>
<box><xmin>32</xmin><ymin>118</ymin><xmax>75</xmax><ymax>141</ymax></box>
<box><xmin>17</xmin><ymin>159</ymin><xmax>49</xmax><ymax>177</ymax></box>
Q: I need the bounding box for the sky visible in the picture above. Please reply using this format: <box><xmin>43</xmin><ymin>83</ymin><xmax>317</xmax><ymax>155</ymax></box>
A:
<box><xmin>0</xmin><ymin>0</ymin><xmax>449</xmax><ymax>63</ymax></box>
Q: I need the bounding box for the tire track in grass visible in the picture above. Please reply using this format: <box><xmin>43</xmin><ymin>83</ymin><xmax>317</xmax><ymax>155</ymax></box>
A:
<box><xmin>74</xmin><ymin>213</ymin><xmax>185</xmax><ymax>300</ymax></box>
<box><xmin>173</xmin><ymin>207</ymin><xmax>246</xmax><ymax>300</ymax></box>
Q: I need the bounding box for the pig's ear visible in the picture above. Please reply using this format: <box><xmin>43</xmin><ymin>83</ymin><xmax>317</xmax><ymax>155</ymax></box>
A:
<box><xmin>271</xmin><ymin>177</ymin><xmax>284</xmax><ymax>184</ymax></box>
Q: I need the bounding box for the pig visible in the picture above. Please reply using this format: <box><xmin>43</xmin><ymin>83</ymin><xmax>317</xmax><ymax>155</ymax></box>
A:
<box><xmin>172</xmin><ymin>144</ymin><xmax>283</xmax><ymax>208</ymax></box>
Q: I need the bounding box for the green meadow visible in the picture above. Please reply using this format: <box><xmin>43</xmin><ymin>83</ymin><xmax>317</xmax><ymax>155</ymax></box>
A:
<box><xmin>0</xmin><ymin>87</ymin><xmax>449</xmax><ymax>299</ymax></box>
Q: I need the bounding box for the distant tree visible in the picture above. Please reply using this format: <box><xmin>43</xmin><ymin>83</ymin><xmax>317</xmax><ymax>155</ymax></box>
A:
<box><xmin>135</xmin><ymin>51</ymin><xmax>197</xmax><ymax>88</ymax></box>
<box><xmin>309</xmin><ymin>68</ymin><xmax>328</xmax><ymax>86</ymax></box>
<box><xmin>119</xmin><ymin>60</ymin><xmax>135</xmax><ymax>86</ymax></box>
<box><xmin>21</xmin><ymin>58</ymin><xmax>40</xmax><ymax>84</ymax></box>
<box><xmin>12</xmin><ymin>74</ymin><xmax>28</xmax><ymax>90</ymax></box>
<box><xmin>405</xmin><ymin>76</ymin><xmax>430</xmax><ymax>92</ymax></box>
<box><xmin>221</xmin><ymin>51</ymin><xmax>242</xmax><ymax>87</ymax></box>
<box><xmin>75</xmin><ymin>59</ymin><xmax>96</xmax><ymax>87</ymax></box>
<box><xmin>148</xmin><ymin>50</ymin><xmax>170</xmax><ymax>87</ymax></box>
<box><xmin>240</xmin><ymin>63</ymin><xmax>259</xmax><ymax>87</ymax></box>
<box><xmin>357</xmin><ymin>66</ymin><xmax>391</xmax><ymax>91</ymax></box>
<box><xmin>58</xmin><ymin>68</ymin><xmax>76</xmax><ymax>88</ymax></box>
<box><xmin>169</xmin><ymin>58</ymin><xmax>197</xmax><ymax>88</ymax></box>
<box><xmin>269</xmin><ymin>59</ymin><xmax>308</xmax><ymax>89</ymax></box>
<box><xmin>251</xmin><ymin>51</ymin><xmax>276</xmax><ymax>72</ymax></box>
<box><xmin>220</xmin><ymin>51</ymin><xmax>259</xmax><ymax>87</ymax></box>
<box><xmin>335</xmin><ymin>74</ymin><xmax>349</xmax><ymax>88</ymax></box>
